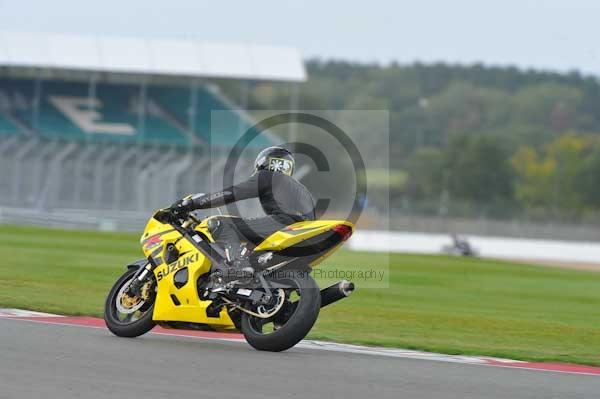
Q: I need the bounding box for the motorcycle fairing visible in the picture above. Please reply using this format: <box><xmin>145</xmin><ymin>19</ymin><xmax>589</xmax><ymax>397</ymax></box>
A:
<box><xmin>254</xmin><ymin>220</ymin><xmax>353</xmax><ymax>251</ymax></box>
<box><xmin>141</xmin><ymin>215</ymin><xmax>235</xmax><ymax>327</ymax></box>
<box><xmin>139</xmin><ymin>213</ymin><xmax>352</xmax><ymax>328</ymax></box>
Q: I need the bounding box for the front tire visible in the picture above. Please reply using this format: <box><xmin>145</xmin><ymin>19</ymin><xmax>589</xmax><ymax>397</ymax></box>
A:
<box><xmin>241</xmin><ymin>271</ymin><xmax>321</xmax><ymax>352</ymax></box>
<box><xmin>104</xmin><ymin>268</ymin><xmax>156</xmax><ymax>338</ymax></box>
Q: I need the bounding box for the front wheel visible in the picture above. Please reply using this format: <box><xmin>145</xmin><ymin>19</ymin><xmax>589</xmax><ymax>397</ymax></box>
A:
<box><xmin>241</xmin><ymin>271</ymin><xmax>321</xmax><ymax>352</ymax></box>
<box><xmin>104</xmin><ymin>268</ymin><xmax>156</xmax><ymax>338</ymax></box>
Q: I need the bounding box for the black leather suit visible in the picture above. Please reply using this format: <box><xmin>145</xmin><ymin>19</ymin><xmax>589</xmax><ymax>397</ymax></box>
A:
<box><xmin>186</xmin><ymin>170</ymin><xmax>316</xmax><ymax>245</ymax></box>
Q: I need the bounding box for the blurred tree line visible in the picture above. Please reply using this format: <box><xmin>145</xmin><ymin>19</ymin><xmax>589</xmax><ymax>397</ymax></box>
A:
<box><xmin>241</xmin><ymin>60</ymin><xmax>600</xmax><ymax>220</ymax></box>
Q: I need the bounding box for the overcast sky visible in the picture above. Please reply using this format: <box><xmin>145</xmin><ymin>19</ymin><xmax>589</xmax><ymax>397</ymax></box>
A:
<box><xmin>2</xmin><ymin>0</ymin><xmax>599</xmax><ymax>75</ymax></box>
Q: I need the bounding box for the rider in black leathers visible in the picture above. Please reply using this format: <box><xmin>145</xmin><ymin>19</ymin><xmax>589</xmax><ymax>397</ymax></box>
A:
<box><xmin>171</xmin><ymin>147</ymin><xmax>316</xmax><ymax>247</ymax></box>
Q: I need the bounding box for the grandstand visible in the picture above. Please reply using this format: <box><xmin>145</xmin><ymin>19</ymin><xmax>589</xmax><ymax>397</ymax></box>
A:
<box><xmin>0</xmin><ymin>32</ymin><xmax>306</xmax><ymax>227</ymax></box>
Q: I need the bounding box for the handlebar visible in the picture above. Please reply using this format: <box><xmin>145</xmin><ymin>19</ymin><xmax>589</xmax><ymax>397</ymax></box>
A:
<box><xmin>154</xmin><ymin>208</ymin><xmax>201</xmax><ymax>229</ymax></box>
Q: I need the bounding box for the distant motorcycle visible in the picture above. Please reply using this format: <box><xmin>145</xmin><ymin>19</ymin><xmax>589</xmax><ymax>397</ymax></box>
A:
<box><xmin>104</xmin><ymin>207</ymin><xmax>355</xmax><ymax>352</ymax></box>
<box><xmin>441</xmin><ymin>234</ymin><xmax>478</xmax><ymax>257</ymax></box>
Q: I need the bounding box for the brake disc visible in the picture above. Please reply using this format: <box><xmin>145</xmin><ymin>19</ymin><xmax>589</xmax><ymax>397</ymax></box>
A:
<box><xmin>256</xmin><ymin>288</ymin><xmax>286</xmax><ymax>318</ymax></box>
<box><xmin>115</xmin><ymin>278</ymin><xmax>146</xmax><ymax>314</ymax></box>
<box><xmin>223</xmin><ymin>288</ymin><xmax>286</xmax><ymax>319</ymax></box>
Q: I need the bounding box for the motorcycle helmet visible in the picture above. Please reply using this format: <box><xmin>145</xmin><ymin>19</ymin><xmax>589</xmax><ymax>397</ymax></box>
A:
<box><xmin>254</xmin><ymin>146</ymin><xmax>294</xmax><ymax>176</ymax></box>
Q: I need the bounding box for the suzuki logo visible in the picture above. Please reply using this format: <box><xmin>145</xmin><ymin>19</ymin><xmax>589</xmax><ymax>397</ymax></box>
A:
<box><xmin>156</xmin><ymin>253</ymin><xmax>199</xmax><ymax>281</ymax></box>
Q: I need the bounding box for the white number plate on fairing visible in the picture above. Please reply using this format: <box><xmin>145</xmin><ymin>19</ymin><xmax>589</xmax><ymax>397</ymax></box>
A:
<box><xmin>192</xmin><ymin>235</ymin><xmax>202</xmax><ymax>243</ymax></box>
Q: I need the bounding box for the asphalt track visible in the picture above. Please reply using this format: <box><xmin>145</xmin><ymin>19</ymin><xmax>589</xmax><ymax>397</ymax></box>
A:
<box><xmin>1</xmin><ymin>317</ymin><xmax>599</xmax><ymax>399</ymax></box>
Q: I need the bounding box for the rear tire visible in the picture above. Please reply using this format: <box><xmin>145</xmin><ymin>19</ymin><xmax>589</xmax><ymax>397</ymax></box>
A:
<box><xmin>104</xmin><ymin>269</ymin><xmax>156</xmax><ymax>338</ymax></box>
<box><xmin>241</xmin><ymin>271</ymin><xmax>320</xmax><ymax>352</ymax></box>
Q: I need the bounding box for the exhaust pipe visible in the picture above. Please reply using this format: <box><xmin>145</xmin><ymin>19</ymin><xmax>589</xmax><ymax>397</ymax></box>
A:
<box><xmin>320</xmin><ymin>280</ymin><xmax>355</xmax><ymax>308</ymax></box>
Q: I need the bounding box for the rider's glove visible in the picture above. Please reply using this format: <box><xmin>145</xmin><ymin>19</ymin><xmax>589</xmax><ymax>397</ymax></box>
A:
<box><xmin>170</xmin><ymin>196</ymin><xmax>193</xmax><ymax>216</ymax></box>
<box><xmin>169</xmin><ymin>193</ymin><xmax>206</xmax><ymax>216</ymax></box>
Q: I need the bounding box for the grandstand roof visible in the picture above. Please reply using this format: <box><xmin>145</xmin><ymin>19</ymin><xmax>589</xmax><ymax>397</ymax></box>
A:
<box><xmin>0</xmin><ymin>32</ymin><xmax>306</xmax><ymax>82</ymax></box>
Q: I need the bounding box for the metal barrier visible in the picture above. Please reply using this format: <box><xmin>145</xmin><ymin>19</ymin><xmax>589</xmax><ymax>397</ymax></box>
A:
<box><xmin>0</xmin><ymin>136</ymin><xmax>254</xmax><ymax>216</ymax></box>
<box><xmin>0</xmin><ymin>206</ymin><xmax>146</xmax><ymax>231</ymax></box>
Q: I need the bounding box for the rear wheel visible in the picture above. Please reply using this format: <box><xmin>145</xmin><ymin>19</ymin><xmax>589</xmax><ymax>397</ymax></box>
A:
<box><xmin>104</xmin><ymin>268</ymin><xmax>156</xmax><ymax>338</ymax></box>
<box><xmin>241</xmin><ymin>271</ymin><xmax>320</xmax><ymax>352</ymax></box>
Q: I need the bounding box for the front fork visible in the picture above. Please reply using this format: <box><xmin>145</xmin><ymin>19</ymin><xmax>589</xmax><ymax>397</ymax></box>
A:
<box><xmin>127</xmin><ymin>262</ymin><xmax>154</xmax><ymax>296</ymax></box>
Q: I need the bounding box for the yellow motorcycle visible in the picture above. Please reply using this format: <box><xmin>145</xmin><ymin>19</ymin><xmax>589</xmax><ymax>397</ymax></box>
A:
<box><xmin>104</xmin><ymin>207</ymin><xmax>355</xmax><ymax>351</ymax></box>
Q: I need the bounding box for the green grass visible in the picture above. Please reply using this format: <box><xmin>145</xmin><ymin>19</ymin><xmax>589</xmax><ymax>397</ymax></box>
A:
<box><xmin>1</xmin><ymin>224</ymin><xmax>600</xmax><ymax>365</ymax></box>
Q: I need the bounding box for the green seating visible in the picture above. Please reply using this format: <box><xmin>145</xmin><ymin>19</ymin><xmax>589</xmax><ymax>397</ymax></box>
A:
<box><xmin>149</xmin><ymin>86</ymin><xmax>273</xmax><ymax>148</ymax></box>
<box><xmin>0</xmin><ymin>114</ymin><xmax>19</xmax><ymax>135</ymax></box>
<box><xmin>0</xmin><ymin>78</ymin><xmax>272</xmax><ymax>148</ymax></box>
